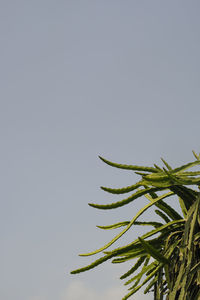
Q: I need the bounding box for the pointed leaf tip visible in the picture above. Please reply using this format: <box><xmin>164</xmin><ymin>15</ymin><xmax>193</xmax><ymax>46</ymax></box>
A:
<box><xmin>161</xmin><ymin>157</ymin><xmax>172</xmax><ymax>170</ymax></box>
<box><xmin>192</xmin><ymin>150</ymin><xmax>200</xmax><ymax>160</ymax></box>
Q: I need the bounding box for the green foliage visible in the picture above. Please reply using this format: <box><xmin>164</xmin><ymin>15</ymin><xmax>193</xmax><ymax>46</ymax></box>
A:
<box><xmin>71</xmin><ymin>151</ymin><xmax>200</xmax><ymax>299</ymax></box>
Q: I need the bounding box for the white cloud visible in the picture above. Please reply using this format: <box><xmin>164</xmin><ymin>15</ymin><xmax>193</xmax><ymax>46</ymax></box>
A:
<box><xmin>61</xmin><ymin>281</ymin><xmax>96</xmax><ymax>300</ymax></box>
<box><xmin>61</xmin><ymin>280</ymin><xmax>152</xmax><ymax>300</ymax></box>
<box><xmin>28</xmin><ymin>280</ymin><xmax>152</xmax><ymax>300</ymax></box>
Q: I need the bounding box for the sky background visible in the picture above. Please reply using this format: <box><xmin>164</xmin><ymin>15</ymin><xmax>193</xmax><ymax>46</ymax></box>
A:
<box><xmin>1</xmin><ymin>1</ymin><xmax>200</xmax><ymax>300</ymax></box>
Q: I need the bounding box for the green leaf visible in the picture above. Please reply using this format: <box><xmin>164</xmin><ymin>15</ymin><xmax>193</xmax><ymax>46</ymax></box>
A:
<box><xmin>145</xmin><ymin>191</ymin><xmax>183</xmax><ymax>220</ymax></box>
<box><xmin>180</xmin><ymin>171</ymin><xmax>200</xmax><ymax>176</ymax></box>
<box><xmin>192</xmin><ymin>150</ymin><xmax>200</xmax><ymax>160</ymax></box>
<box><xmin>97</xmin><ymin>221</ymin><xmax>162</xmax><ymax>230</ymax></box>
<box><xmin>190</xmin><ymin>261</ymin><xmax>200</xmax><ymax>275</ymax></box>
<box><xmin>97</xmin><ymin>221</ymin><xmax>130</xmax><ymax>230</ymax></box>
<box><xmin>89</xmin><ymin>187</ymin><xmax>162</xmax><ymax>210</ymax></box>
<box><xmin>161</xmin><ymin>157</ymin><xmax>172</xmax><ymax>170</ymax></box>
<box><xmin>142</xmin><ymin>160</ymin><xmax>200</xmax><ymax>187</ymax></box>
<box><xmin>125</xmin><ymin>257</ymin><xmax>151</xmax><ymax>286</ymax></box>
<box><xmin>163</xmin><ymin>167</ymin><xmax>183</xmax><ymax>185</ymax></box>
<box><xmin>81</xmin><ymin>191</ymin><xmax>173</xmax><ymax>256</ymax></box>
<box><xmin>169</xmin><ymin>185</ymin><xmax>197</xmax><ymax>211</ymax></box>
<box><xmin>105</xmin><ymin>219</ymin><xmax>184</xmax><ymax>257</ymax></box>
<box><xmin>194</xmin><ymin>232</ymin><xmax>200</xmax><ymax>241</ymax></box>
<box><xmin>99</xmin><ymin>156</ymin><xmax>158</xmax><ymax>172</ymax></box>
<box><xmin>100</xmin><ymin>181</ymin><xmax>143</xmax><ymax>194</ymax></box>
<box><xmin>126</xmin><ymin>267</ymin><xmax>157</xmax><ymax>287</ymax></box>
<box><xmin>173</xmin><ymin>160</ymin><xmax>200</xmax><ymax>173</ymax></box>
<box><xmin>70</xmin><ymin>253</ymin><xmax>114</xmax><ymax>274</ymax></box>
<box><xmin>112</xmin><ymin>251</ymin><xmax>146</xmax><ymax>264</ymax></box>
<box><xmin>134</xmin><ymin>171</ymin><xmax>150</xmax><ymax>176</ymax></box>
<box><xmin>174</xmin><ymin>176</ymin><xmax>200</xmax><ymax>185</ymax></box>
<box><xmin>166</xmin><ymin>262</ymin><xmax>185</xmax><ymax>300</ymax></box>
<box><xmin>155</xmin><ymin>209</ymin><xmax>171</xmax><ymax>223</ymax></box>
<box><xmin>142</xmin><ymin>175</ymin><xmax>171</xmax><ymax>187</ymax></box>
<box><xmin>158</xmin><ymin>201</ymin><xmax>182</xmax><ymax>220</ymax></box>
<box><xmin>165</xmin><ymin>231</ymin><xmax>182</xmax><ymax>248</ymax></box>
<box><xmin>178</xmin><ymin>196</ymin><xmax>187</xmax><ymax>218</ymax></box>
<box><xmin>120</xmin><ymin>256</ymin><xmax>146</xmax><ymax>279</ymax></box>
<box><xmin>144</xmin><ymin>276</ymin><xmax>158</xmax><ymax>294</ymax></box>
<box><xmin>154</xmin><ymin>164</ymin><xmax>163</xmax><ymax>171</ymax></box>
<box><xmin>188</xmin><ymin>195</ymin><xmax>200</xmax><ymax>250</ymax></box>
<box><xmin>122</xmin><ymin>264</ymin><xmax>163</xmax><ymax>300</ymax></box>
<box><xmin>138</xmin><ymin>237</ymin><xmax>169</xmax><ymax>264</ymax></box>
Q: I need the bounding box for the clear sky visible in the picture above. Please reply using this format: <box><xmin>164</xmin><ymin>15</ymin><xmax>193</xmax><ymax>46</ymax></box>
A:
<box><xmin>1</xmin><ymin>1</ymin><xmax>200</xmax><ymax>300</ymax></box>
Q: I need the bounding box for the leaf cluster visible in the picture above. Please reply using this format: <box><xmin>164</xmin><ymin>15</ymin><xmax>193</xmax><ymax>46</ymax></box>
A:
<box><xmin>71</xmin><ymin>151</ymin><xmax>200</xmax><ymax>299</ymax></box>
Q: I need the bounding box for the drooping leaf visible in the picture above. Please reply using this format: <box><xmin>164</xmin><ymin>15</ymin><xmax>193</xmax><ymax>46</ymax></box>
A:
<box><xmin>138</xmin><ymin>237</ymin><xmax>169</xmax><ymax>264</ymax></box>
<box><xmin>144</xmin><ymin>276</ymin><xmax>158</xmax><ymax>294</ymax></box>
<box><xmin>155</xmin><ymin>209</ymin><xmax>171</xmax><ymax>223</ymax></box>
<box><xmin>70</xmin><ymin>253</ymin><xmax>114</xmax><ymax>274</ymax></box>
<box><xmin>145</xmin><ymin>191</ymin><xmax>183</xmax><ymax>220</ymax></box>
<box><xmin>125</xmin><ymin>260</ymin><xmax>154</xmax><ymax>286</ymax></box>
<box><xmin>170</xmin><ymin>185</ymin><xmax>197</xmax><ymax>211</ymax></box>
<box><xmin>89</xmin><ymin>187</ymin><xmax>162</xmax><ymax>210</ymax></box>
<box><xmin>120</xmin><ymin>256</ymin><xmax>146</xmax><ymax>280</ymax></box>
<box><xmin>81</xmin><ymin>192</ymin><xmax>173</xmax><ymax>256</ymax></box>
<box><xmin>122</xmin><ymin>264</ymin><xmax>163</xmax><ymax>300</ymax></box>
<box><xmin>104</xmin><ymin>219</ymin><xmax>184</xmax><ymax>257</ymax></box>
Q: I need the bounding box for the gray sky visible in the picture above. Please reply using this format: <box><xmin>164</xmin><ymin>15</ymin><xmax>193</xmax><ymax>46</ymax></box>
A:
<box><xmin>1</xmin><ymin>1</ymin><xmax>200</xmax><ymax>300</ymax></box>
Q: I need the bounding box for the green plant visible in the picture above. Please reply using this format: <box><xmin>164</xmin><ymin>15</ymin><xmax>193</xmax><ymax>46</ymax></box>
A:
<box><xmin>71</xmin><ymin>151</ymin><xmax>200</xmax><ymax>300</ymax></box>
